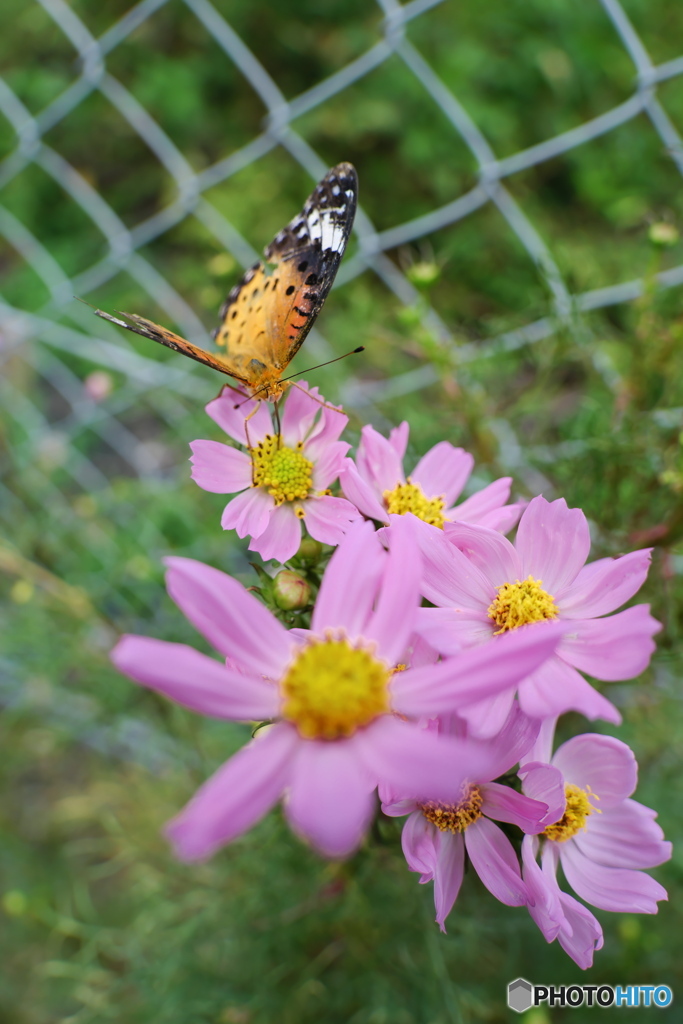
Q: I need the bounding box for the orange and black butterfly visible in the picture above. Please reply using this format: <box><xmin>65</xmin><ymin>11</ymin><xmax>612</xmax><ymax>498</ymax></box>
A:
<box><xmin>89</xmin><ymin>163</ymin><xmax>358</xmax><ymax>401</ymax></box>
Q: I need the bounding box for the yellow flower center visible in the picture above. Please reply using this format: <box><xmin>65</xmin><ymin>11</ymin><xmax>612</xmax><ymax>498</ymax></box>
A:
<box><xmin>487</xmin><ymin>576</ymin><xmax>558</xmax><ymax>634</ymax></box>
<box><xmin>280</xmin><ymin>636</ymin><xmax>391</xmax><ymax>739</ymax></box>
<box><xmin>383</xmin><ymin>478</ymin><xmax>445</xmax><ymax>528</ymax></box>
<box><xmin>543</xmin><ymin>783</ymin><xmax>600</xmax><ymax>842</ymax></box>
<box><xmin>250</xmin><ymin>434</ymin><xmax>313</xmax><ymax>505</ymax></box>
<box><xmin>420</xmin><ymin>784</ymin><xmax>484</xmax><ymax>833</ymax></box>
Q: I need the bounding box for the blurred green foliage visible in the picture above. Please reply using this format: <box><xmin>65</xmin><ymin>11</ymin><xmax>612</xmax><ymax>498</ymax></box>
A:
<box><xmin>1</xmin><ymin>0</ymin><xmax>683</xmax><ymax>1021</ymax></box>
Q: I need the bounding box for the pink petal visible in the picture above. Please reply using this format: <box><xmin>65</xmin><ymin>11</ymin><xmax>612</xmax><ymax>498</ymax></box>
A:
<box><xmin>522</xmin><ymin>836</ymin><xmax>563</xmax><ymax>942</ymax></box>
<box><xmin>442</xmin><ymin>521</ymin><xmax>520</xmax><ymax>588</ymax></box>
<box><xmin>518</xmin><ymin>762</ymin><xmax>566</xmax><ymax>826</ymax></box>
<box><xmin>518</xmin><ymin>655</ymin><xmax>621</xmax><ymax>724</ymax></box>
<box><xmin>464</xmin><ymin>817</ymin><xmax>528</xmax><ymax>906</ymax></box>
<box><xmin>476</xmin><ymin>501</ymin><xmax>525</xmax><ymax>534</ymax></box>
<box><xmin>560</xmin><ymin>842</ymin><xmax>668</xmax><ymax>913</ymax></box>
<box><xmin>356</xmin><ymin>424</ymin><xmax>405</xmax><ymax>492</ymax></box>
<box><xmin>401</xmin><ymin>809</ymin><xmax>438</xmax><ymax>878</ymax></box>
<box><xmin>380</xmin><ymin>794</ymin><xmax>421</xmax><ymax>818</ymax></box>
<box><xmin>285</xmin><ymin>735</ymin><xmax>377</xmax><ymax>858</ymax></box>
<box><xmin>458</xmin><ymin>687</ymin><xmax>517</xmax><ymax>740</ymax></box>
<box><xmin>189</xmin><ymin>440</ymin><xmax>252</xmax><ymax>494</ymax></box>
<box><xmin>389</xmin><ymin>421</ymin><xmax>410</xmax><ymax>460</ymax></box>
<box><xmin>551</xmin><ymin>733</ymin><xmax>638</xmax><ymax>806</ymax></box>
<box><xmin>411</xmin><ymin>443</ymin><xmax>473</xmax><ymax>505</ymax></box>
<box><xmin>515</xmin><ymin>496</ymin><xmax>591</xmax><ymax>594</ymax></box>
<box><xmin>575</xmin><ymin>799</ymin><xmax>672</xmax><ymax>869</ymax></box>
<box><xmin>434</xmin><ymin>831</ymin><xmax>466</xmax><ymax>932</ymax></box>
<box><xmin>248</xmin><ymin>504</ymin><xmax>301</xmax><ymax>563</ymax></box>
<box><xmin>304</xmin><ymin>403</ymin><xmax>348</xmax><ymax>461</ymax></box>
<box><xmin>414</xmin><ymin>608</ymin><xmax>477</xmax><ymax>655</ymax></box>
<box><xmin>403</xmin><ymin>632</ymin><xmax>440</xmax><ymax>670</ymax></box>
<box><xmin>556</xmin><ymin>892</ymin><xmax>604</xmax><ymax>969</ymax></box>
<box><xmin>379</xmin><ymin>724</ymin><xmax>445</xmax><ymax>808</ymax></box>
<box><xmin>417</xmin><ymin>522</ymin><xmax>494</xmax><ymax>610</ymax></box>
<box><xmin>311</xmin><ymin>520</ymin><xmax>384</xmax><ymax>637</ymax></box>
<box><xmin>526</xmin><ymin>715</ymin><xmax>558</xmax><ymax>765</ymax></box>
<box><xmin>392</xmin><ymin>621</ymin><xmax>564</xmax><ymax>717</ymax></box>
<box><xmin>206</xmin><ymin>392</ymin><xmax>272</xmax><ymax>447</ymax></box>
<box><xmin>356</xmin><ymin>716</ymin><xmax>488</xmax><ymax>805</ymax></box>
<box><xmin>557</xmin><ymin>548</ymin><xmax>653</xmax><ymax>618</ymax></box>
<box><xmin>559</xmin><ymin>605</ymin><xmax>661</xmax><ymax>681</ymax></box>
<box><xmin>480</xmin><ymin>782</ymin><xmax>549</xmax><ymax>834</ymax></box>
<box><xmin>364</xmin><ymin>514</ymin><xmax>421</xmax><ymax>665</ymax></box>
<box><xmin>280</xmin><ymin>381</ymin><xmax>323</xmax><ymax>446</ymax></box>
<box><xmin>165</xmin><ymin>722</ymin><xmax>298</xmax><ymax>860</ymax></box>
<box><xmin>450</xmin><ymin>477</ymin><xmax>513</xmax><ymax>524</ymax></box>
<box><xmin>303</xmin><ymin>495</ymin><xmax>360</xmax><ymax>546</ymax></box>
<box><xmin>311</xmin><ymin>440</ymin><xmax>350</xmax><ymax>490</ymax></box>
<box><xmin>529</xmin><ymin>843</ymin><xmax>604</xmax><ymax>968</ymax></box>
<box><xmin>164</xmin><ymin>556</ymin><xmax>292</xmax><ymax>677</ymax></box>
<box><xmin>220</xmin><ymin>487</ymin><xmax>274</xmax><ymax>538</ymax></box>
<box><xmin>476</xmin><ymin>703</ymin><xmax>541</xmax><ymax>779</ymax></box>
<box><xmin>111</xmin><ymin>636</ymin><xmax>279</xmax><ymax>721</ymax></box>
<box><xmin>339</xmin><ymin>459</ymin><xmax>388</xmax><ymax>522</ymax></box>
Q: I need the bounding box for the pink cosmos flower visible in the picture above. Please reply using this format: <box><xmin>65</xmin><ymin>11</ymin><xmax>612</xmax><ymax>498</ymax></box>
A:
<box><xmin>520</xmin><ymin>720</ymin><xmax>671</xmax><ymax>969</ymax></box>
<box><xmin>415</xmin><ymin>496</ymin><xmax>661</xmax><ymax>737</ymax></box>
<box><xmin>339</xmin><ymin>422</ymin><xmax>522</xmax><ymax>532</ymax></box>
<box><xmin>190</xmin><ymin>381</ymin><xmax>360</xmax><ymax>563</ymax></box>
<box><xmin>111</xmin><ymin>519</ymin><xmax>562</xmax><ymax>862</ymax></box>
<box><xmin>381</xmin><ymin>704</ymin><xmax>559</xmax><ymax>931</ymax></box>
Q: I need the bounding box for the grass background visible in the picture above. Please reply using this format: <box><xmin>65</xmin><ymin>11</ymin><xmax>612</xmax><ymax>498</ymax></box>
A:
<box><xmin>1</xmin><ymin>0</ymin><xmax>683</xmax><ymax>1020</ymax></box>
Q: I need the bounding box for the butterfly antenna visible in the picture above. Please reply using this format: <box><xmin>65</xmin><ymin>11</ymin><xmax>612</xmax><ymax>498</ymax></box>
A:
<box><xmin>279</xmin><ymin>346</ymin><xmax>365</xmax><ymax>384</ymax></box>
<box><xmin>232</xmin><ymin>347</ymin><xmax>365</xmax><ymax>409</ymax></box>
<box><xmin>234</xmin><ymin>392</ymin><xmax>261</xmax><ymax>409</ymax></box>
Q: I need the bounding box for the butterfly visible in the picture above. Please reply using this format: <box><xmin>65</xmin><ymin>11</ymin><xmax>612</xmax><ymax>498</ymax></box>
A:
<box><xmin>88</xmin><ymin>163</ymin><xmax>358</xmax><ymax>401</ymax></box>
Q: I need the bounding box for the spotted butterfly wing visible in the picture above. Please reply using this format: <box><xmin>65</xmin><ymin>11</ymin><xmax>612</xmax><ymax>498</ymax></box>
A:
<box><xmin>214</xmin><ymin>162</ymin><xmax>358</xmax><ymax>388</ymax></box>
<box><xmin>87</xmin><ymin>163</ymin><xmax>358</xmax><ymax>400</ymax></box>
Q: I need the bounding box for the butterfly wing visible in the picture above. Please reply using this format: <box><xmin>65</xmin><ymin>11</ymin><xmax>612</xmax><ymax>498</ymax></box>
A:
<box><xmin>91</xmin><ymin>308</ymin><xmax>250</xmax><ymax>384</ymax></box>
<box><xmin>214</xmin><ymin>162</ymin><xmax>358</xmax><ymax>380</ymax></box>
<box><xmin>86</xmin><ymin>162</ymin><xmax>358</xmax><ymax>396</ymax></box>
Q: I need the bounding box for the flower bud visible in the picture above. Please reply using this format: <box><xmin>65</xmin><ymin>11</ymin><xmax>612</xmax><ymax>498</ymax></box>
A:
<box><xmin>295</xmin><ymin>538</ymin><xmax>323</xmax><ymax>565</ymax></box>
<box><xmin>273</xmin><ymin>570</ymin><xmax>311</xmax><ymax>610</ymax></box>
<box><xmin>406</xmin><ymin>261</ymin><xmax>440</xmax><ymax>288</ymax></box>
<box><xmin>649</xmin><ymin>222</ymin><xmax>679</xmax><ymax>247</ymax></box>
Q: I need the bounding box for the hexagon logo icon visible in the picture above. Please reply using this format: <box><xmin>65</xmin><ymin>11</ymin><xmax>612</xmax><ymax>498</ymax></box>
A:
<box><xmin>508</xmin><ymin>978</ymin><xmax>533</xmax><ymax>1013</ymax></box>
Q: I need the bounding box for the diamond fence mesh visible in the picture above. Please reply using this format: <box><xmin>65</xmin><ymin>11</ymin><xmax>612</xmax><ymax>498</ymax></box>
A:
<box><xmin>1</xmin><ymin>0</ymin><xmax>683</xmax><ymax>749</ymax></box>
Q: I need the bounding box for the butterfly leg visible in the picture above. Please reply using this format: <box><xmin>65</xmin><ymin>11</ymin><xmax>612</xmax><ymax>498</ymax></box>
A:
<box><xmin>213</xmin><ymin>382</ymin><xmax>234</xmax><ymax>402</ymax></box>
<box><xmin>241</xmin><ymin>399</ymin><xmax>267</xmax><ymax>485</ymax></box>
<box><xmin>243</xmin><ymin>404</ymin><xmax>259</xmax><ymax>451</ymax></box>
<box><xmin>289</xmin><ymin>380</ymin><xmax>344</xmax><ymax>415</ymax></box>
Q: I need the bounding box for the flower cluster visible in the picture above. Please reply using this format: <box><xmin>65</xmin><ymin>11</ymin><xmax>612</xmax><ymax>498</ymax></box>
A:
<box><xmin>111</xmin><ymin>381</ymin><xmax>670</xmax><ymax>969</ymax></box>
